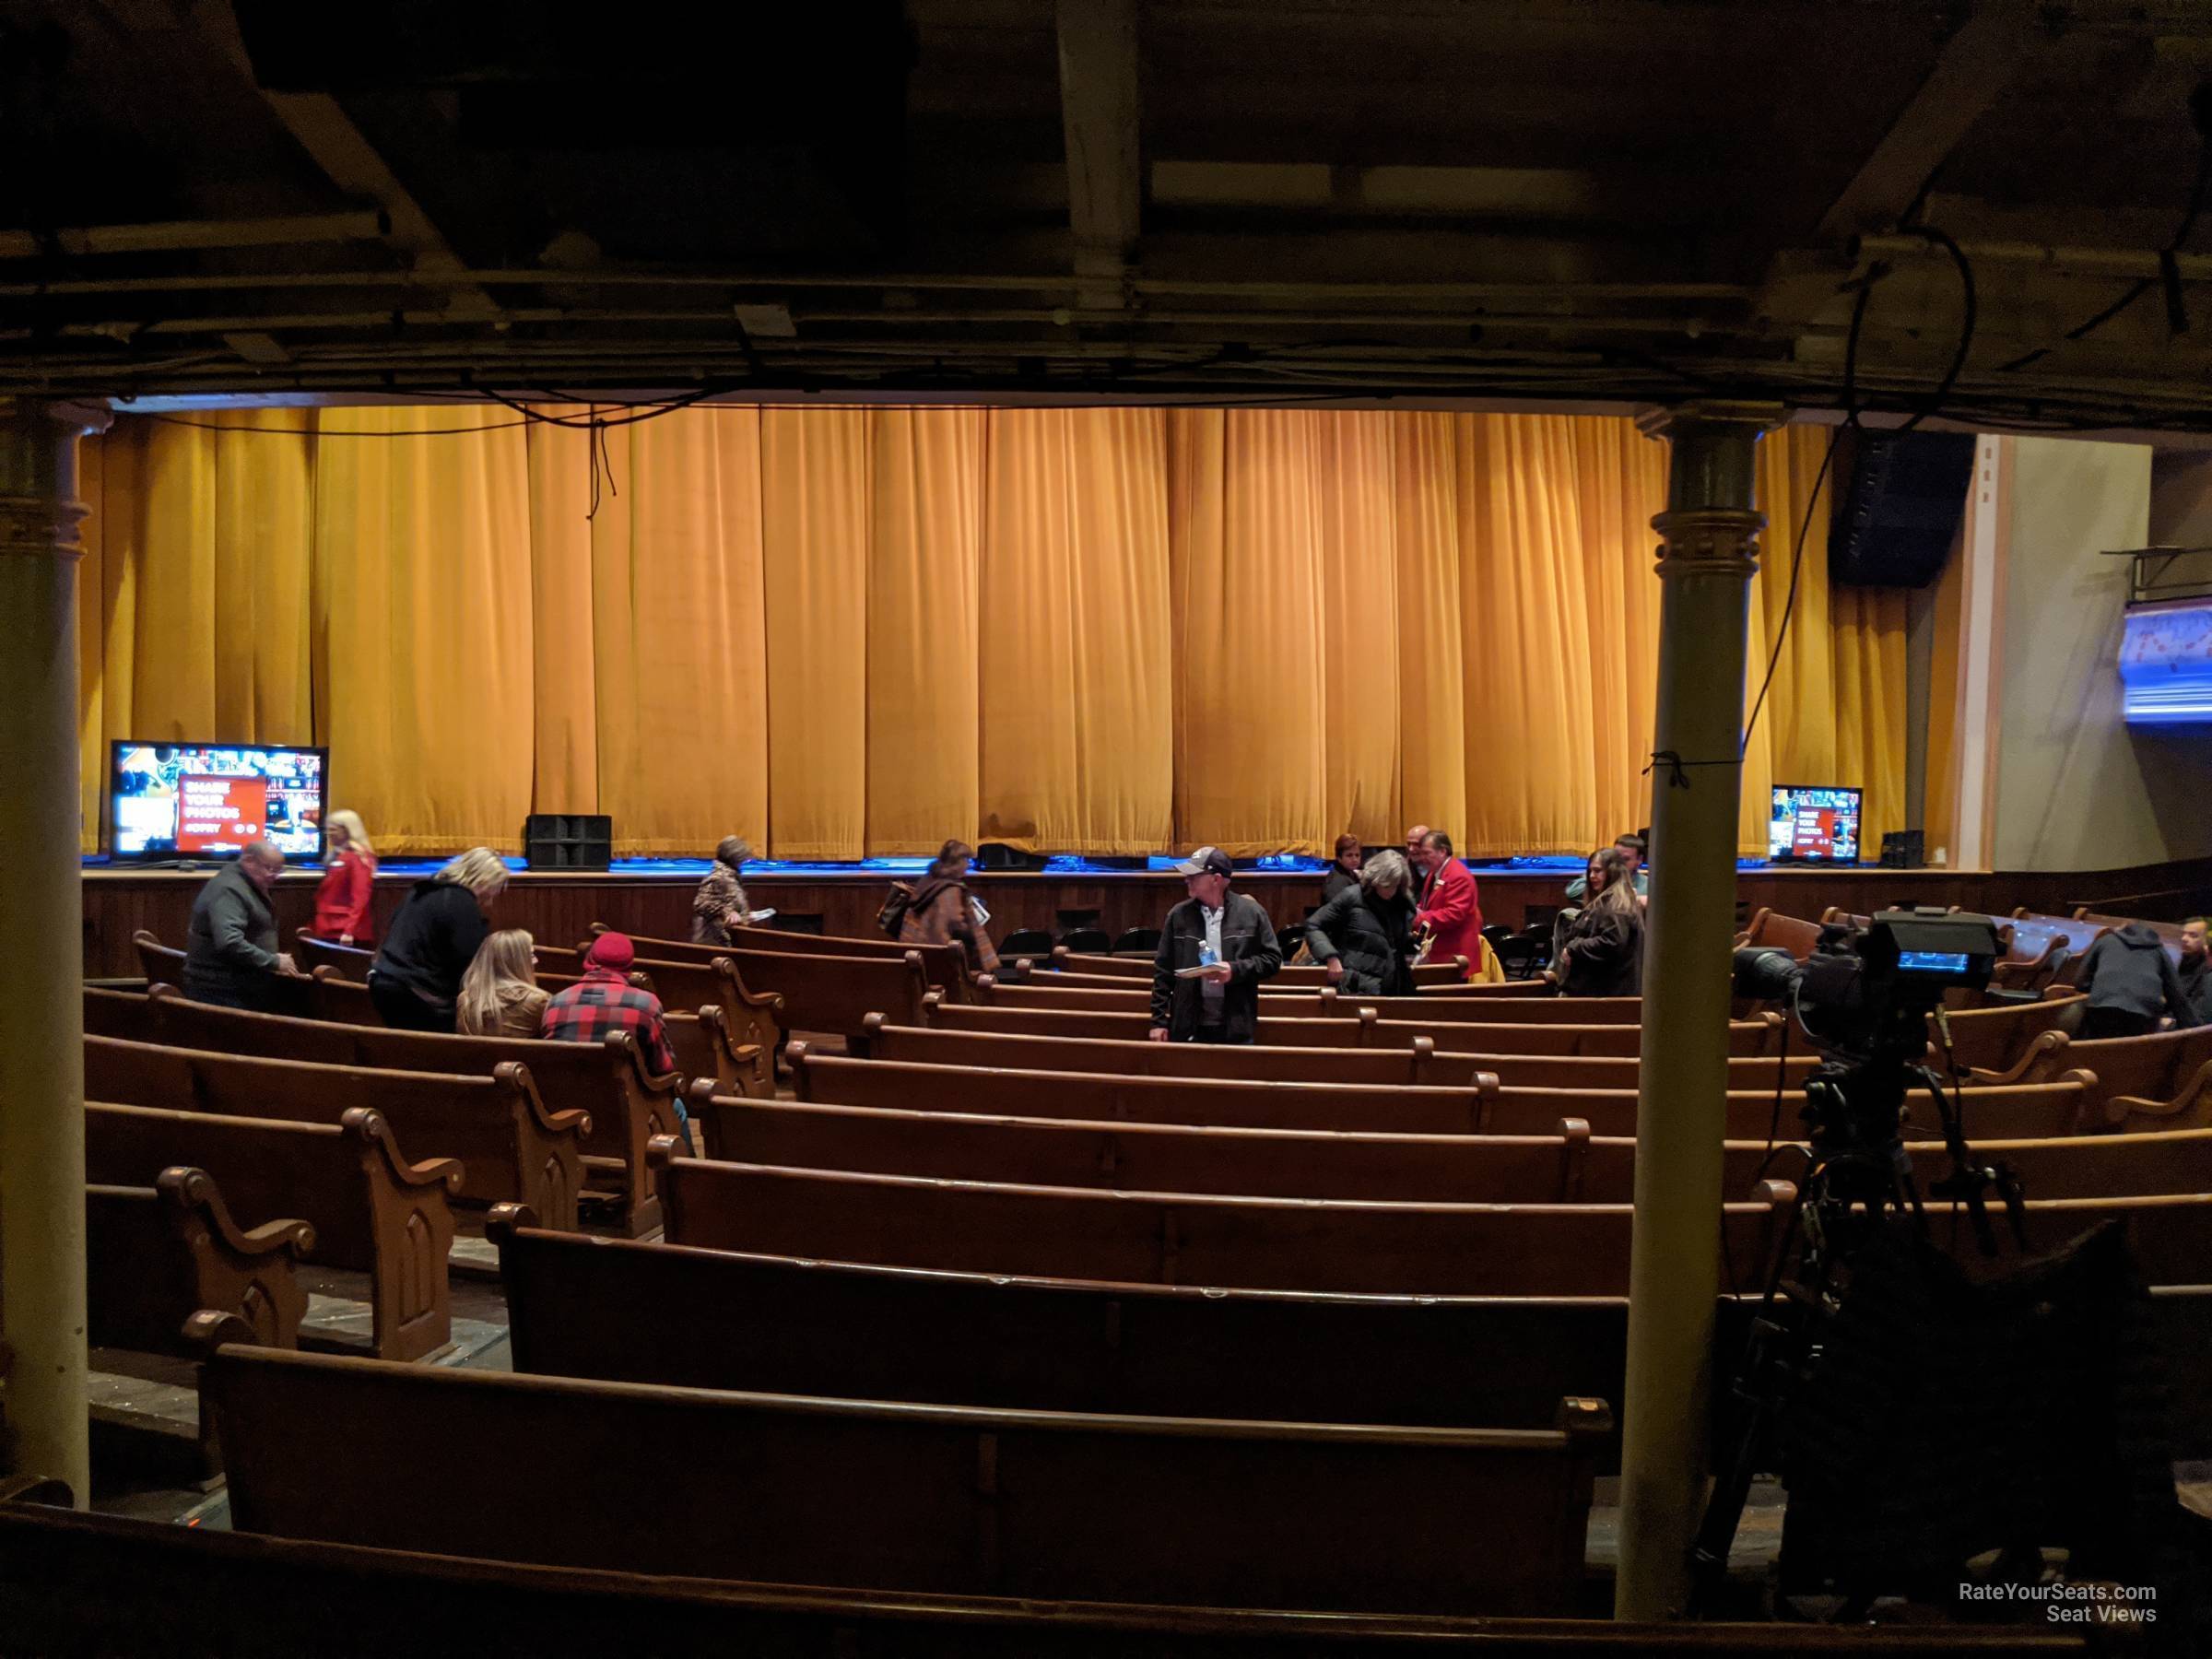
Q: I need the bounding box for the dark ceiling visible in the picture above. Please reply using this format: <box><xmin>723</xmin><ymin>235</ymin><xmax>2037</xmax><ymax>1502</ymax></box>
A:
<box><xmin>5</xmin><ymin>0</ymin><xmax>2212</xmax><ymax>429</ymax></box>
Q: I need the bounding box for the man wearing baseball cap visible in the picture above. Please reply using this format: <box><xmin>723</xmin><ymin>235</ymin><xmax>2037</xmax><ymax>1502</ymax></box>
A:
<box><xmin>1149</xmin><ymin>847</ymin><xmax>1282</xmax><ymax>1043</ymax></box>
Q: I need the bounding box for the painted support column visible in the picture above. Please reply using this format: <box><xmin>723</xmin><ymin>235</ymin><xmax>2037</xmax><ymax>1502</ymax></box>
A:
<box><xmin>0</xmin><ymin>399</ymin><xmax>109</xmax><ymax>1505</ymax></box>
<box><xmin>1615</xmin><ymin>401</ymin><xmax>1782</xmax><ymax>1620</ymax></box>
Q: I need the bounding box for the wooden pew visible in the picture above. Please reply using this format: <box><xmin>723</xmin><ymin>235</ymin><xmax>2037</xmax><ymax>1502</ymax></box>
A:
<box><xmin>88</xmin><ymin>1166</ymin><xmax>312</xmax><ymax>1353</ymax></box>
<box><xmin>296</xmin><ymin>930</ymin><xmax>583</xmax><ymax>982</ymax></box>
<box><xmin>210</xmin><ymin>1344</ymin><xmax>1611</xmax><ymax>1618</ymax></box>
<box><xmin>134</xmin><ymin>928</ymin><xmax>186</xmax><ymax>988</ymax></box>
<box><xmin>785</xmin><ymin>1049</ymin><xmax>1497</xmax><ymax>1135</ymax></box>
<box><xmin>1487</xmin><ymin>1077</ymin><xmax>2101</xmax><ymax>1140</ymax></box>
<box><xmin>700</xmin><ymin>1091</ymin><xmax>2183</xmax><ymax>1205</ymax></box>
<box><xmin>680</xmin><ymin>922</ymin><xmax>983</xmax><ymax>999</ymax></box>
<box><xmin>0</xmin><ymin>1501</ymin><xmax>2101</xmax><ymax>1659</ymax></box>
<box><xmin>995</xmin><ymin>974</ymin><xmax>1647</xmax><ymax>1026</ymax></box>
<box><xmin>776</xmin><ymin>1048</ymin><xmax>2097</xmax><ymax>1142</ymax></box>
<box><xmin>898</xmin><ymin>1006</ymin><xmax>1821</xmax><ymax>1090</ymax></box>
<box><xmin>708</xmin><ymin>1095</ymin><xmax>1594</xmax><ymax>1201</ymax></box>
<box><xmin>638</xmin><ymin>949</ymin><xmax>924</xmax><ymax>1041</ymax></box>
<box><xmin>1051</xmin><ymin>947</ymin><xmax>1471</xmax><ymax>990</ymax></box>
<box><xmin>1976</xmin><ymin>1024</ymin><xmax>2212</xmax><ymax>1119</ymax></box>
<box><xmin>1733</xmin><ymin>908</ymin><xmax>1824</xmax><ymax>959</ymax></box>
<box><xmin>1927</xmin><ymin>992</ymin><xmax>2082</xmax><ymax>1077</ymax></box>
<box><xmin>851</xmin><ymin>1016</ymin><xmax>1492</xmax><ymax>1087</ymax></box>
<box><xmin>86</xmin><ymin>986</ymin><xmax>712</xmax><ymax>1236</ymax></box>
<box><xmin>1995</xmin><ymin>912</ymin><xmax>2109</xmax><ymax>991</ymax></box>
<box><xmin>491</xmin><ymin>1214</ymin><xmax>1666</xmax><ymax>1449</ymax></box>
<box><xmin>922</xmin><ymin>992</ymin><xmax>1781</xmax><ymax>1057</ymax></box>
<box><xmin>295</xmin><ymin>967</ymin><xmax>772</xmax><ymax>1100</ymax></box>
<box><xmin>85</xmin><ymin>1033</ymin><xmax>586</xmax><ymax>1230</ymax></box>
<box><xmin>653</xmin><ymin>1144</ymin><xmax>1797</xmax><ymax>1296</ymax></box>
<box><xmin>85</xmin><ymin>1102</ymin><xmax>456</xmax><ymax>1360</ymax></box>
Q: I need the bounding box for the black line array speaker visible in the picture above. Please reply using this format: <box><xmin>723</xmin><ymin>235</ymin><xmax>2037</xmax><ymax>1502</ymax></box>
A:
<box><xmin>523</xmin><ymin>814</ymin><xmax>612</xmax><ymax>871</ymax></box>
<box><xmin>1828</xmin><ymin>429</ymin><xmax>1977</xmax><ymax>588</ymax></box>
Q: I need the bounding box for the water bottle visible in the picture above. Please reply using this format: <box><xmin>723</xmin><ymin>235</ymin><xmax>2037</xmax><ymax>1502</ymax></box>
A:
<box><xmin>1198</xmin><ymin>941</ymin><xmax>1218</xmax><ymax>971</ymax></box>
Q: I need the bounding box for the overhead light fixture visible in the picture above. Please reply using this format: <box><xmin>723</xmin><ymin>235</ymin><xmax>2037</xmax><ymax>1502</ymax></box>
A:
<box><xmin>733</xmin><ymin>303</ymin><xmax>797</xmax><ymax>338</ymax></box>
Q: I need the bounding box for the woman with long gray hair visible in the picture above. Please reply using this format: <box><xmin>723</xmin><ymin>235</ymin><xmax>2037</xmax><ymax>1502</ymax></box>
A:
<box><xmin>1301</xmin><ymin>847</ymin><xmax>1418</xmax><ymax>996</ymax></box>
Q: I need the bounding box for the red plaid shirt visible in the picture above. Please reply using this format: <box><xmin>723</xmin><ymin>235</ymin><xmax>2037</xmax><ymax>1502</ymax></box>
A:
<box><xmin>540</xmin><ymin>967</ymin><xmax>678</xmax><ymax>1077</ymax></box>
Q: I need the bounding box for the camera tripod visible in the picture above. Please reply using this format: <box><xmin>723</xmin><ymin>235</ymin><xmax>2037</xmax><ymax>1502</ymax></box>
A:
<box><xmin>1686</xmin><ymin>1009</ymin><xmax>2025</xmax><ymax>1616</ymax></box>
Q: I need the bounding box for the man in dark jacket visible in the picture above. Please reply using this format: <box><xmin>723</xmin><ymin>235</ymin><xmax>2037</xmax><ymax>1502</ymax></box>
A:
<box><xmin>2178</xmin><ymin>917</ymin><xmax>2211</xmax><ymax>1025</ymax></box>
<box><xmin>182</xmin><ymin>841</ymin><xmax>299</xmax><ymax>1009</ymax></box>
<box><xmin>2076</xmin><ymin>921</ymin><xmax>2202</xmax><ymax>1040</ymax></box>
<box><xmin>1303</xmin><ymin>848</ymin><xmax>1416</xmax><ymax>995</ymax></box>
<box><xmin>1149</xmin><ymin>847</ymin><xmax>1281</xmax><ymax>1043</ymax></box>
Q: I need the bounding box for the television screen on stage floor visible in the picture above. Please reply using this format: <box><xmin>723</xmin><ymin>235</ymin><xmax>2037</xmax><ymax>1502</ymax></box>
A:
<box><xmin>1767</xmin><ymin>784</ymin><xmax>1862</xmax><ymax>865</ymax></box>
<box><xmin>109</xmin><ymin>741</ymin><xmax>327</xmax><ymax>862</ymax></box>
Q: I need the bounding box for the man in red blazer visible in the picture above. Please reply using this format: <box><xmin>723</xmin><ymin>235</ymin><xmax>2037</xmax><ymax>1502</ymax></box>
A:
<box><xmin>1413</xmin><ymin>830</ymin><xmax>1483</xmax><ymax>982</ymax></box>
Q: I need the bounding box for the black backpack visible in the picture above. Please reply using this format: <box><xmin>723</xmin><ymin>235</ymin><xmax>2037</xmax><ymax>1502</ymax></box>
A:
<box><xmin>876</xmin><ymin>882</ymin><xmax>914</xmax><ymax>939</ymax></box>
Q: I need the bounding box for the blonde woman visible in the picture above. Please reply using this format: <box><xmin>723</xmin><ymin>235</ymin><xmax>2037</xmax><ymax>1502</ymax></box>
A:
<box><xmin>312</xmin><ymin>809</ymin><xmax>378</xmax><ymax>946</ymax></box>
<box><xmin>456</xmin><ymin>929</ymin><xmax>550</xmax><ymax>1039</ymax></box>
<box><xmin>1549</xmin><ymin>847</ymin><xmax>1644</xmax><ymax>998</ymax></box>
<box><xmin>367</xmin><ymin>847</ymin><xmax>511</xmax><ymax>1031</ymax></box>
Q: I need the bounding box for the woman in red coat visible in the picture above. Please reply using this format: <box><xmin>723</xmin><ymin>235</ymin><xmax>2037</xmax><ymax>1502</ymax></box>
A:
<box><xmin>1412</xmin><ymin>830</ymin><xmax>1483</xmax><ymax>982</ymax></box>
<box><xmin>312</xmin><ymin>808</ymin><xmax>378</xmax><ymax>946</ymax></box>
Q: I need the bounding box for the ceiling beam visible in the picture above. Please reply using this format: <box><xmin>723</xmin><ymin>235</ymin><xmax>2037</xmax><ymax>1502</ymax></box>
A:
<box><xmin>1814</xmin><ymin>0</ymin><xmax>2047</xmax><ymax>242</ymax></box>
<box><xmin>202</xmin><ymin>2</ymin><xmax>500</xmax><ymax>319</ymax></box>
<box><xmin>1054</xmin><ymin>0</ymin><xmax>1141</xmax><ymax>311</ymax></box>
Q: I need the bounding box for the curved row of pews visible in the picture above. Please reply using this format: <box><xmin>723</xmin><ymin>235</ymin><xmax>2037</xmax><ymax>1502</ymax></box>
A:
<box><xmin>41</xmin><ymin>902</ymin><xmax>2208</xmax><ymax>1651</ymax></box>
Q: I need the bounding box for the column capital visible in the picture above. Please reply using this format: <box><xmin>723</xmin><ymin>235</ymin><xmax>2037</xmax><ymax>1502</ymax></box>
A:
<box><xmin>0</xmin><ymin>400</ymin><xmax>108</xmax><ymax>563</ymax></box>
<box><xmin>1632</xmin><ymin>400</ymin><xmax>1788</xmax><ymax>444</ymax></box>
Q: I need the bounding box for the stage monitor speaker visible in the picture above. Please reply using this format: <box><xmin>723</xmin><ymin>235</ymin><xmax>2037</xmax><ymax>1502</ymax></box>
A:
<box><xmin>523</xmin><ymin>813</ymin><xmax>611</xmax><ymax>871</ymax></box>
<box><xmin>977</xmin><ymin>843</ymin><xmax>1046</xmax><ymax>872</ymax></box>
<box><xmin>1879</xmin><ymin>830</ymin><xmax>1924</xmax><ymax>870</ymax></box>
<box><xmin>1829</xmin><ymin>429</ymin><xmax>1976</xmax><ymax>588</ymax></box>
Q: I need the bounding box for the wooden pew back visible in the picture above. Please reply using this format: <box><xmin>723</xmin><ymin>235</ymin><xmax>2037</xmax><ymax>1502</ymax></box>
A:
<box><xmin>643</xmin><ymin>948</ymin><xmax>929</xmax><ymax>1038</ymax></box>
<box><xmin>618</xmin><ymin>923</ymin><xmax>975</xmax><ymax>998</ymax></box>
<box><xmin>2004</xmin><ymin>1024</ymin><xmax>2212</xmax><ymax>1113</ymax></box>
<box><xmin>84</xmin><ymin>1032</ymin><xmax>585</xmax><ymax>1230</ymax></box>
<box><xmin>1928</xmin><ymin>992</ymin><xmax>2081</xmax><ymax>1076</ymax></box>
<box><xmin>296</xmin><ymin>930</ymin><xmax>583</xmax><ymax>982</ymax></box>
<box><xmin>1051</xmin><ymin>947</ymin><xmax>1472</xmax><ymax>989</ymax></box>
<box><xmin>992</xmin><ymin>975</ymin><xmax>1645</xmax><ymax>1025</ymax></box>
<box><xmin>1</xmin><ymin>1503</ymin><xmax>2088</xmax><ymax>1659</ymax></box>
<box><xmin>88</xmin><ymin>985</ymin><xmax>691</xmax><ymax>1234</ymax></box>
<box><xmin>88</xmin><ymin>1168</ymin><xmax>313</xmax><ymax>1353</ymax></box>
<box><xmin>919</xmin><ymin>993</ymin><xmax>1778</xmax><ymax>1057</ymax></box>
<box><xmin>653</xmin><ymin>1147</ymin><xmax>1795</xmax><ymax>1297</ymax></box>
<box><xmin>789</xmin><ymin>1051</ymin><xmax>1493</xmax><ymax>1135</ymax></box>
<box><xmin>494</xmin><ymin>1219</ymin><xmax>1658</xmax><ymax>1446</ymax></box>
<box><xmin>209</xmin><ymin>1344</ymin><xmax>1608</xmax><ymax>1618</ymax></box>
<box><xmin>851</xmin><ymin>1018</ymin><xmax>1489</xmax><ymax>1087</ymax></box>
<box><xmin>85</xmin><ymin>1101</ymin><xmax>455</xmax><ymax>1360</ymax></box>
<box><xmin>1488</xmin><ymin>1077</ymin><xmax>2100</xmax><ymax>1140</ymax></box>
<box><xmin>1735</xmin><ymin>909</ymin><xmax>1824</xmax><ymax>959</ymax></box>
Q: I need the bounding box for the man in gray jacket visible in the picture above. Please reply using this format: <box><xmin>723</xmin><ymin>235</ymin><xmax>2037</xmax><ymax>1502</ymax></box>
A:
<box><xmin>182</xmin><ymin>841</ymin><xmax>299</xmax><ymax>1010</ymax></box>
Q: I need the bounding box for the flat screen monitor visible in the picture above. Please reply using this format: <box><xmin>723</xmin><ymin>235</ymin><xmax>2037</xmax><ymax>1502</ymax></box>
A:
<box><xmin>109</xmin><ymin>741</ymin><xmax>327</xmax><ymax>862</ymax></box>
<box><xmin>1767</xmin><ymin>784</ymin><xmax>1862</xmax><ymax>865</ymax></box>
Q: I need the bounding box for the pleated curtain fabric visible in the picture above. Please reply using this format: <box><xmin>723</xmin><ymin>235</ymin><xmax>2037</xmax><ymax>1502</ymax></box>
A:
<box><xmin>76</xmin><ymin>408</ymin><xmax>1911</xmax><ymax>861</ymax></box>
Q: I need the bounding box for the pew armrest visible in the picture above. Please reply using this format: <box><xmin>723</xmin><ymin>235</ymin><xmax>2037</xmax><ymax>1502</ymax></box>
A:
<box><xmin>707</xmin><ymin>956</ymin><xmax>783</xmax><ymax>1012</ymax></box>
<box><xmin>1968</xmin><ymin>1029</ymin><xmax>2068</xmax><ymax>1088</ymax></box>
<box><xmin>340</xmin><ymin>1109</ymin><xmax>465</xmax><ymax>1193</ymax></box>
<box><xmin>492</xmin><ymin>1061</ymin><xmax>593</xmax><ymax>1143</ymax></box>
<box><xmin>159</xmin><ymin>1167</ymin><xmax>317</xmax><ymax>1263</ymax></box>
<box><xmin>2107</xmin><ymin>1058</ymin><xmax>2212</xmax><ymax>1133</ymax></box>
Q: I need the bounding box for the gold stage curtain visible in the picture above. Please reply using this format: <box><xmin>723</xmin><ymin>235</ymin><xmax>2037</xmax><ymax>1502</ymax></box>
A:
<box><xmin>77</xmin><ymin>406</ymin><xmax>1908</xmax><ymax>861</ymax></box>
<box><xmin>1742</xmin><ymin>426</ymin><xmax>1909</xmax><ymax>860</ymax></box>
<box><xmin>76</xmin><ymin>411</ymin><xmax>314</xmax><ymax>853</ymax></box>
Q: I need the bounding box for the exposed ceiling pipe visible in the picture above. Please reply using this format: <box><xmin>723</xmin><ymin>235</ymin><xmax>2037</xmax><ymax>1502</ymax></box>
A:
<box><xmin>0</xmin><ymin>210</ymin><xmax>389</xmax><ymax>261</ymax></box>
